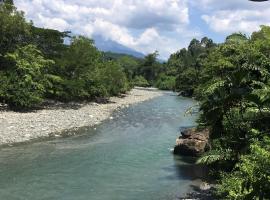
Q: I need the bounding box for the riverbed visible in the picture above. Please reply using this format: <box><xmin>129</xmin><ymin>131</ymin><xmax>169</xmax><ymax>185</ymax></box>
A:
<box><xmin>0</xmin><ymin>92</ymin><xmax>200</xmax><ymax>200</ymax></box>
<box><xmin>0</xmin><ymin>88</ymin><xmax>162</xmax><ymax>145</ymax></box>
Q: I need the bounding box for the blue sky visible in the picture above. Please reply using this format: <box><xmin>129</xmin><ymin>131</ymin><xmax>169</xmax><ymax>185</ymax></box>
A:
<box><xmin>14</xmin><ymin>0</ymin><xmax>270</xmax><ymax>59</ymax></box>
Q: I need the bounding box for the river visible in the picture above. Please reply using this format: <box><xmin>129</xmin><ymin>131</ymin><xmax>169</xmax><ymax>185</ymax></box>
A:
<box><xmin>0</xmin><ymin>92</ymin><xmax>200</xmax><ymax>200</ymax></box>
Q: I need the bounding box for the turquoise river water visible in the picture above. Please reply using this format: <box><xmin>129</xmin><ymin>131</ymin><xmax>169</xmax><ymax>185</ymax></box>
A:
<box><xmin>0</xmin><ymin>92</ymin><xmax>201</xmax><ymax>200</ymax></box>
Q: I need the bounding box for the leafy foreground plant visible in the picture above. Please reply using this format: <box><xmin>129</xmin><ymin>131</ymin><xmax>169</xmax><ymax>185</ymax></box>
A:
<box><xmin>1</xmin><ymin>45</ymin><xmax>53</xmax><ymax>109</ymax></box>
<box><xmin>218</xmin><ymin>141</ymin><xmax>270</xmax><ymax>199</ymax></box>
<box><xmin>178</xmin><ymin>26</ymin><xmax>270</xmax><ymax>199</ymax></box>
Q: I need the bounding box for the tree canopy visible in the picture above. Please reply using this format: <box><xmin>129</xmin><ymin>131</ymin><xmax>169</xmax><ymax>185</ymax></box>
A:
<box><xmin>0</xmin><ymin>2</ymin><xmax>131</xmax><ymax>109</ymax></box>
<box><xmin>169</xmin><ymin>26</ymin><xmax>270</xmax><ymax>199</ymax></box>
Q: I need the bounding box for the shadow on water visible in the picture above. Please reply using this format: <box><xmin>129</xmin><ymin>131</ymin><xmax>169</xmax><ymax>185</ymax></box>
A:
<box><xmin>159</xmin><ymin>155</ymin><xmax>208</xmax><ymax>183</ymax></box>
<box><xmin>172</xmin><ymin>155</ymin><xmax>208</xmax><ymax>181</ymax></box>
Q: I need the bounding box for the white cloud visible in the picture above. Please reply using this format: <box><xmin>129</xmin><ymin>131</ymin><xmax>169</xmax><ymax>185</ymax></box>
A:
<box><xmin>202</xmin><ymin>8</ymin><xmax>270</xmax><ymax>34</ymax></box>
<box><xmin>12</xmin><ymin>0</ymin><xmax>270</xmax><ymax>58</ymax></box>
<box><xmin>38</xmin><ymin>14</ymin><xmax>70</xmax><ymax>31</ymax></box>
<box><xmin>14</xmin><ymin>0</ymin><xmax>196</xmax><ymax>59</ymax></box>
<box><xmin>192</xmin><ymin>0</ymin><xmax>270</xmax><ymax>34</ymax></box>
<box><xmin>192</xmin><ymin>0</ymin><xmax>267</xmax><ymax>11</ymax></box>
<box><xmin>15</xmin><ymin>0</ymin><xmax>190</xmax><ymax>30</ymax></box>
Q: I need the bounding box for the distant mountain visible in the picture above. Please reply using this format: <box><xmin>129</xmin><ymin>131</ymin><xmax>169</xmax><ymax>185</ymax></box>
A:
<box><xmin>93</xmin><ymin>35</ymin><xmax>145</xmax><ymax>58</ymax></box>
<box><xmin>102</xmin><ymin>51</ymin><xmax>143</xmax><ymax>61</ymax></box>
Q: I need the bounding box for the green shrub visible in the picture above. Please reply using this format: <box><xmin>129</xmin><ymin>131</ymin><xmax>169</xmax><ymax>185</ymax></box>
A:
<box><xmin>132</xmin><ymin>75</ymin><xmax>150</xmax><ymax>87</ymax></box>
<box><xmin>175</xmin><ymin>67</ymin><xmax>197</xmax><ymax>93</ymax></box>
<box><xmin>155</xmin><ymin>74</ymin><xmax>175</xmax><ymax>90</ymax></box>
<box><xmin>217</xmin><ymin>142</ymin><xmax>270</xmax><ymax>199</ymax></box>
<box><xmin>3</xmin><ymin>45</ymin><xmax>53</xmax><ymax>109</ymax></box>
<box><xmin>97</xmin><ymin>61</ymin><xmax>130</xmax><ymax>96</ymax></box>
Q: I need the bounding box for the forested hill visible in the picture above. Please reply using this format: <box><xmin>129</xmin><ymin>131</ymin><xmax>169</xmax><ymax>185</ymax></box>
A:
<box><xmin>102</xmin><ymin>52</ymin><xmax>142</xmax><ymax>62</ymax></box>
<box><xmin>94</xmin><ymin>36</ymin><xmax>145</xmax><ymax>58</ymax></box>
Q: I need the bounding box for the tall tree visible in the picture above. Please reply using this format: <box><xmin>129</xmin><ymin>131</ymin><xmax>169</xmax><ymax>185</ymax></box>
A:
<box><xmin>0</xmin><ymin>2</ymin><xmax>31</xmax><ymax>68</ymax></box>
<box><xmin>138</xmin><ymin>51</ymin><xmax>161</xmax><ymax>83</ymax></box>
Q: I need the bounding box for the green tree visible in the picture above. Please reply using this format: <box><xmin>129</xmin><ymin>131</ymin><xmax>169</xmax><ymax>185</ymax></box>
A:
<box><xmin>48</xmin><ymin>36</ymin><xmax>130</xmax><ymax>101</ymax></box>
<box><xmin>97</xmin><ymin>61</ymin><xmax>129</xmax><ymax>96</ymax></box>
<box><xmin>30</xmin><ymin>26</ymin><xmax>70</xmax><ymax>60</ymax></box>
<box><xmin>0</xmin><ymin>2</ymin><xmax>31</xmax><ymax>66</ymax></box>
<box><xmin>225</xmin><ymin>33</ymin><xmax>248</xmax><ymax>44</ymax></box>
<box><xmin>50</xmin><ymin>36</ymin><xmax>101</xmax><ymax>100</ymax></box>
<box><xmin>117</xmin><ymin>56</ymin><xmax>140</xmax><ymax>80</ymax></box>
<box><xmin>132</xmin><ymin>75</ymin><xmax>150</xmax><ymax>87</ymax></box>
<box><xmin>193</xmin><ymin>26</ymin><xmax>270</xmax><ymax>199</ymax></box>
<box><xmin>155</xmin><ymin>73</ymin><xmax>176</xmax><ymax>90</ymax></box>
<box><xmin>1</xmin><ymin>45</ymin><xmax>53</xmax><ymax>109</ymax></box>
<box><xmin>170</xmin><ymin>37</ymin><xmax>216</xmax><ymax>95</ymax></box>
<box><xmin>138</xmin><ymin>51</ymin><xmax>161</xmax><ymax>83</ymax></box>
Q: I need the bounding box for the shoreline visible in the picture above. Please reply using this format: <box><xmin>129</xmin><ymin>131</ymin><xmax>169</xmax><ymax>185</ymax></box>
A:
<box><xmin>0</xmin><ymin>87</ymin><xmax>163</xmax><ymax>146</ymax></box>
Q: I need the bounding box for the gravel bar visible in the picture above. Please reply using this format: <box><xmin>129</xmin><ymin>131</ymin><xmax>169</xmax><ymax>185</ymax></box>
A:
<box><xmin>0</xmin><ymin>88</ymin><xmax>163</xmax><ymax>145</ymax></box>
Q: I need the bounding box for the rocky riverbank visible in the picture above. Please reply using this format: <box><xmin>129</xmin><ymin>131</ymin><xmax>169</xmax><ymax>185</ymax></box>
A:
<box><xmin>174</xmin><ymin>128</ymin><xmax>210</xmax><ymax>157</ymax></box>
<box><xmin>179</xmin><ymin>181</ymin><xmax>217</xmax><ymax>200</ymax></box>
<box><xmin>0</xmin><ymin>87</ymin><xmax>163</xmax><ymax>146</ymax></box>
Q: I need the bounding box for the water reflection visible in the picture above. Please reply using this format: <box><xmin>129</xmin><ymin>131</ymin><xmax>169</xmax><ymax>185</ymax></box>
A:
<box><xmin>173</xmin><ymin>155</ymin><xmax>208</xmax><ymax>181</ymax></box>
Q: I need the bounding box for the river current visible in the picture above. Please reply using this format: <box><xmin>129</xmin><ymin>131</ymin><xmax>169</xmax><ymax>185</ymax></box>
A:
<box><xmin>0</xmin><ymin>92</ymin><xmax>200</xmax><ymax>200</ymax></box>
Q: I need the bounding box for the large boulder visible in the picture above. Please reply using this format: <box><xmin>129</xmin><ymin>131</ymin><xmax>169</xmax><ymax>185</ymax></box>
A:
<box><xmin>174</xmin><ymin>128</ymin><xmax>210</xmax><ymax>156</ymax></box>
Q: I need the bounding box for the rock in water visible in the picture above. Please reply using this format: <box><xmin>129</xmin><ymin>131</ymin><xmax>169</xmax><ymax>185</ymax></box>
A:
<box><xmin>200</xmin><ymin>182</ymin><xmax>212</xmax><ymax>191</ymax></box>
<box><xmin>173</xmin><ymin>128</ymin><xmax>210</xmax><ymax>156</ymax></box>
<box><xmin>178</xmin><ymin>89</ymin><xmax>193</xmax><ymax>97</ymax></box>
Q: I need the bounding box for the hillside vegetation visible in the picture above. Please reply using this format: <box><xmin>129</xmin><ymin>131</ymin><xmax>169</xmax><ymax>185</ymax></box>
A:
<box><xmin>170</xmin><ymin>27</ymin><xmax>270</xmax><ymax>199</ymax></box>
<box><xmin>0</xmin><ymin>1</ymin><xmax>175</xmax><ymax>110</ymax></box>
<box><xmin>0</xmin><ymin>2</ymin><xmax>134</xmax><ymax>109</ymax></box>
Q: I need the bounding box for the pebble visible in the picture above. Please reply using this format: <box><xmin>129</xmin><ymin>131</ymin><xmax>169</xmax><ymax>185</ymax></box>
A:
<box><xmin>0</xmin><ymin>88</ymin><xmax>163</xmax><ymax>146</ymax></box>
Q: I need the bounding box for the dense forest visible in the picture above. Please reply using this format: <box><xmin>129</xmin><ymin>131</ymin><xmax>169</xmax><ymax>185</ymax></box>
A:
<box><xmin>170</xmin><ymin>28</ymin><xmax>270</xmax><ymax>199</ymax></box>
<box><xmin>0</xmin><ymin>1</ymin><xmax>162</xmax><ymax>109</ymax></box>
<box><xmin>1</xmin><ymin>1</ymin><xmax>270</xmax><ymax>199</ymax></box>
<box><xmin>0</xmin><ymin>1</ymin><xmax>131</xmax><ymax>109</ymax></box>
<box><xmin>0</xmin><ymin>1</ymin><xmax>175</xmax><ymax>110</ymax></box>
